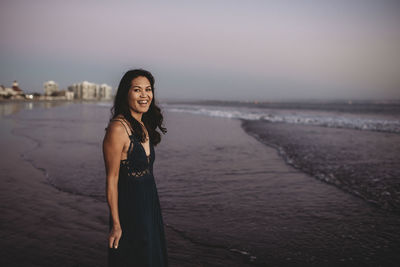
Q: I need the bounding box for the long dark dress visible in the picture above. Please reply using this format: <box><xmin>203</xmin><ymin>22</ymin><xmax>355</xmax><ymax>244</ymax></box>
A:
<box><xmin>108</xmin><ymin>120</ymin><xmax>168</xmax><ymax>267</ymax></box>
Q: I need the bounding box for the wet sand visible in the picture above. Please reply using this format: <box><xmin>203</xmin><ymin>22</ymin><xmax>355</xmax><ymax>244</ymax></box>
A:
<box><xmin>241</xmin><ymin>120</ymin><xmax>400</xmax><ymax>211</ymax></box>
<box><xmin>157</xmin><ymin>111</ymin><xmax>400</xmax><ymax>267</ymax></box>
<box><xmin>0</xmin><ymin>117</ymin><xmax>107</xmax><ymax>266</ymax></box>
<box><xmin>0</xmin><ymin>104</ymin><xmax>256</xmax><ymax>267</ymax></box>
<box><xmin>1</xmin><ymin>102</ymin><xmax>400</xmax><ymax>266</ymax></box>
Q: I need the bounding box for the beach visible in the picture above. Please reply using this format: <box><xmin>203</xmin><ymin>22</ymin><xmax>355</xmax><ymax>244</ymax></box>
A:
<box><xmin>1</xmin><ymin>100</ymin><xmax>400</xmax><ymax>266</ymax></box>
<box><xmin>241</xmin><ymin>120</ymin><xmax>400</xmax><ymax>211</ymax></box>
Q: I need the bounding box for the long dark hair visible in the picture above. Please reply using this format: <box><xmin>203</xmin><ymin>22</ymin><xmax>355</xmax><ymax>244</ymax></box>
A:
<box><xmin>110</xmin><ymin>69</ymin><xmax>167</xmax><ymax>146</ymax></box>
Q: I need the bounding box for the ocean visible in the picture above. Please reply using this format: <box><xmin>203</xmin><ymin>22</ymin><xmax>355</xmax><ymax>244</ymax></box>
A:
<box><xmin>2</xmin><ymin>99</ymin><xmax>400</xmax><ymax>266</ymax></box>
<box><xmin>162</xmin><ymin>100</ymin><xmax>400</xmax><ymax>211</ymax></box>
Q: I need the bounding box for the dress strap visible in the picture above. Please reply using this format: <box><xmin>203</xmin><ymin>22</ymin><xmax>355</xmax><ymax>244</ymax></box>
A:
<box><xmin>111</xmin><ymin>119</ymin><xmax>133</xmax><ymax>137</ymax></box>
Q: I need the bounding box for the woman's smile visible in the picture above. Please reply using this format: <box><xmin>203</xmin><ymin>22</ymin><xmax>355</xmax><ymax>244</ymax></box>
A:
<box><xmin>138</xmin><ymin>100</ymin><xmax>149</xmax><ymax>106</ymax></box>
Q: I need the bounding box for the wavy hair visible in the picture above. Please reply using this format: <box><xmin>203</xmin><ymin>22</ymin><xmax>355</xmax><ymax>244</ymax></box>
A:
<box><xmin>110</xmin><ymin>69</ymin><xmax>167</xmax><ymax>146</ymax></box>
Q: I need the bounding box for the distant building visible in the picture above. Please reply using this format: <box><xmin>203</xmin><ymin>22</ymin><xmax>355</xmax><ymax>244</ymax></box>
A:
<box><xmin>68</xmin><ymin>81</ymin><xmax>112</xmax><ymax>100</ymax></box>
<box><xmin>44</xmin><ymin>81</ymin><xmax>59</xmax><ymax>96</ymax></box>
<box><xmin>0</xmin><ymin>85</ymin><xmax>8</xmax><ymax>97</ymax></box>
<box><xmin>51</xmin><ymin>89</ymin><xmax>74</xmax><ymax>100</ymax></box>
<box><xmin>0</xmin><ymin>81</ymin><xmax>24</xmax><ymax>99</ymax></box>
<box><xmin>12</xmin><ymin>81</ymin><xmax>23</xmax><ymax>95</ymax></box>
<box><xmin>99</xmin><ymin>83</ymin><xmax>112</xmax><ymax>100</ymax></box>
<box><xmin>65</xmin><ymin>90</ymin><xmax>74</xmax><ymax>100</ymax></box>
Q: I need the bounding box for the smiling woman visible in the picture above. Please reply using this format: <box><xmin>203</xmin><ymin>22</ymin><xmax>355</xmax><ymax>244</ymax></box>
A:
<box><xmin>102</xmin><ymin>69</ymin><xmax>168</xmax><ymax>266</ymax></box>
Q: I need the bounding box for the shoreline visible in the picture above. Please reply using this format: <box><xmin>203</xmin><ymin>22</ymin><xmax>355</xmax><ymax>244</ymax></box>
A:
<box><xmin>0</xmin><ymin>115</ymin><xmax>109</xmax><ymax>266</ymax></box>
<box><xmin>155</xmin><ymin>111</ymin><xmax>400</xmax><ymax>266</ymax></box>
<box><xmin>2</xmin><ymin>102</ymin><xmax>400</xmax><ymax>266</ymax></box>
<box><xmin>0</xmin><ymin>102</ymin><xmax>258</xmax><ymax>267</ymax></box>
<box><xmin>0</xmin><ymin>98</ymin><xmax>113</xmax><ymax>103</ymax></box>
<box><xmin>240</xmin><ymin>118</ymin><xmax>400</xmax><ymax>213</ymax></box>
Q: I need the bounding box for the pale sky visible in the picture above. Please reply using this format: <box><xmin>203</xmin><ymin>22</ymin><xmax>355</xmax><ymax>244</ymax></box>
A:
<box><xmin>1</xmin><ymin>0</ymin><xmax>399</xmax><ymax>101</ymax></box>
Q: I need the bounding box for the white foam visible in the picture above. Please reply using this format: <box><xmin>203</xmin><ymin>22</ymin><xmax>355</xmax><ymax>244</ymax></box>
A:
<box><xmin>163</xmin><ymin>103</ymin><xmax>400</xmax><ymax>134</ymax></box>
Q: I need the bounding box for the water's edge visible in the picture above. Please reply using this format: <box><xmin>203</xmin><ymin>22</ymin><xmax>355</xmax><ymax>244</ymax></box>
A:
<box><xmin>240</xmin><ymin>118</ymin><xmax>400</xmax><ymax>214</ymax></box>
<box><xmin>5</xmin><ymin>106</ymin><xmax>262</xmax><ymax>266</ymax></box>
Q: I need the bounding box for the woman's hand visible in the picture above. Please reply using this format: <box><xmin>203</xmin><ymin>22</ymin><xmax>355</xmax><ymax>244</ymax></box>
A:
<box><xmin>109</xmin><ymin>225</ymin><xmax>122</xmax><ymax>249</ymax></box>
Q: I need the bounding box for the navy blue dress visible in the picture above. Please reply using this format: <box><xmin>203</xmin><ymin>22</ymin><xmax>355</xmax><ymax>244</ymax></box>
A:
<box><xmin>108</xmin><ymin>121</ymin><xmax>168</xmax><ymax>267</ymax></box>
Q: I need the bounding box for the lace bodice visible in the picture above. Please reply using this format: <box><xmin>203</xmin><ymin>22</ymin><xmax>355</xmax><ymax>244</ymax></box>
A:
<box><xmin>120</xmin><ymin>134</ymin><xmax>154</xmax><ymax>178</ymax></box>
<box><xmin>110</xmin><ymin>119</ymin><xmax>155</xmax><ymax>178</ymax></box>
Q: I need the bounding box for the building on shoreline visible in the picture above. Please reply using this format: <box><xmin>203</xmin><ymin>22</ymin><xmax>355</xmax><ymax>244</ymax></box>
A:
<box><xmin>50</xmin><ymin>90</ymin><xmax>74</xmax><ymax>100</ymax></box>
<box><xmin>0</xmin><ymin>81</ymin><xmax>25</xmax><ymax>99</ymax></box>
<box><xmin>44</xmin><ymin>81</ymin><xmax>59</xmax><ymax>96</ymax></box>
<box><xmin>68</xmin><ymin>81</ymin><xmax>112</xmax><ymax>100</ymax></box>
<box><xmin>42</xmin><ymin>81</ymin><xmax>75</xmax><ymax>100</ymax></box>
<box><xmin>1</xmin><ymin>79</ymin><xmax>113</xmax><ymax>101</ymax></box>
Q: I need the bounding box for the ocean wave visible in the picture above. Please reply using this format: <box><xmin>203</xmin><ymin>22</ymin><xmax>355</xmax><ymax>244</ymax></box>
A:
<box><xmin>164</xmin><ymin>104</ymin><xmax>400</xmax><ymax>134</ymax></box>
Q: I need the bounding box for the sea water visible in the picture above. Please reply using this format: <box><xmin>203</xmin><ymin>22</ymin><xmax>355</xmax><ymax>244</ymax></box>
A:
<box><xmin>4</xmin><ymin>100</ymin><xmax>400</xmax><ymax>266</ymax></box>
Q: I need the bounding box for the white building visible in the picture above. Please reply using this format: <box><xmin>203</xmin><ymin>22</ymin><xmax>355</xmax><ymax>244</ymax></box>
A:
<box><xmin>44</xmin><ymin>81</ymin><xmax>59</xmax><ymax>96</ymax></box>
<box><xmin>99</xmin><ymin>83</ymin><xmax>112</xmax><ymax>100</ymax></box>
<box><xmin>65</xmin><ymin>90</ymin><xmax>74</xmax><ymax>100</ymax></box>
<box><xmin>68</xmin><ymin>81</ymin><xmax>112</xmax><ymax>100</ymax></box>
<box><xmin>0</xmin><ymin>81</ymin><xmax>24</xmax><ymax>98</ymax></box>
<box><xmin>0</xmin><ymin>85</ymin><xmax>11</xmax><ymax>97</ymax></box>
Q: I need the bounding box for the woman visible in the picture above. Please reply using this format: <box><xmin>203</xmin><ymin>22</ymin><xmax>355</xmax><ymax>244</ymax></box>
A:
<box><xmin>103</xmin><ymin>69</ymin><xmax>168</xmax><ymax>266</ymax></box>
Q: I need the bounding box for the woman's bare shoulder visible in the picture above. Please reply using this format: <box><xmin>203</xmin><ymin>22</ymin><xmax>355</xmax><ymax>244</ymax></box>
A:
<box><xmin>111</xmin><ymin>116</ymin><xmax>134</xmax><ymax>134</ymax></box>
<box><xmin>106</xmin><ymin>119</ymin><xmax>127</xmax><ymax>137</ymax></box>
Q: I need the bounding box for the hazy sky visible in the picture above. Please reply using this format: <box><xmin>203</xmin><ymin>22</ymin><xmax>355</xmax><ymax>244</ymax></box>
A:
<box><xmin>1</xmin><ymin>0</ymin><xmax>399</xmax><ymax>101</ymax></box>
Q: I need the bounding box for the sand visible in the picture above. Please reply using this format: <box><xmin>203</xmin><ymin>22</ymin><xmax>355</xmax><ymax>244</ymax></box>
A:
<box><xmin>0</xmin><ymin>105</ymin><xmax>256</xmax><ymax>267</ymax></box>
<box><xmin>2</xmin><ymin>101</ymin><xmax>400</xmax><ymax>266</ymax></box>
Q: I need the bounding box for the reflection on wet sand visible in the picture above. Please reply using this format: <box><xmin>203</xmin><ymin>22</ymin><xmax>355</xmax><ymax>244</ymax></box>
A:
<box><xmin>0</xmin><ymin>100</ymin><xmax>77</xmax><ymax>117</ymax></box>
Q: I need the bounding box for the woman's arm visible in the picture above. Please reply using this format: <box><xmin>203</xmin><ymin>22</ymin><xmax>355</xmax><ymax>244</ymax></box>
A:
<box><xmin>103</xmin><ymin>121</ymin><xmax>126</xmax><ymax>248</ymax></box>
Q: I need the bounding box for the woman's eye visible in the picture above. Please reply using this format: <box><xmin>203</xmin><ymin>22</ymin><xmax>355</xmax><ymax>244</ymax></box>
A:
<box><xmin>146</xmin><ymin>88</ymin><xmax>152</xmax><ymax>91</ymax></box>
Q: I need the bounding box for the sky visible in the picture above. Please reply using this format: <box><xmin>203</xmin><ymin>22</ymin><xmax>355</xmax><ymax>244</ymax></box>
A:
<box><xmin>1</xmin><ymin>0</ymin><xmax>399</xmax><ymax>101</ymax></box>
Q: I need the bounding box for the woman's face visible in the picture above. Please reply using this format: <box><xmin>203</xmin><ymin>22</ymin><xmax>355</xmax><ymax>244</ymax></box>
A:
<box><xmin>128</xmin><ymin>76</ymin><xmax>153</xmax><ymax>115</ymax></box>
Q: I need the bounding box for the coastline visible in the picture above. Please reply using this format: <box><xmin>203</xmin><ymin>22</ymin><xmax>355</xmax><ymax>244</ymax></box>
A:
<box><xmin>240</xmin><ymin>119</ymin><xmax>400</xmax><ymax>212</ymax></box>
<box><xmin>0</xmin><ymin>98</ymin><xmax>114</xmax><ymax>103</ymax></box>
<box><xmin>0</xmin><ymin>102</ymin><xmax>257</xmax><ymax>267</ymax></box>
<box><xmin>0</xmin><ymin>114</ymin><xmax>109</xmax><ymax>266</ymax></box>
<box><xmin>155</xmin><ymin>111</ymin><xmax>400</xmax><ymax>266</ymax></box>
<box><xmin>2</xmin><ymin>101</ymin><xmax>400</xmax><ymax>266</ymax></box>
